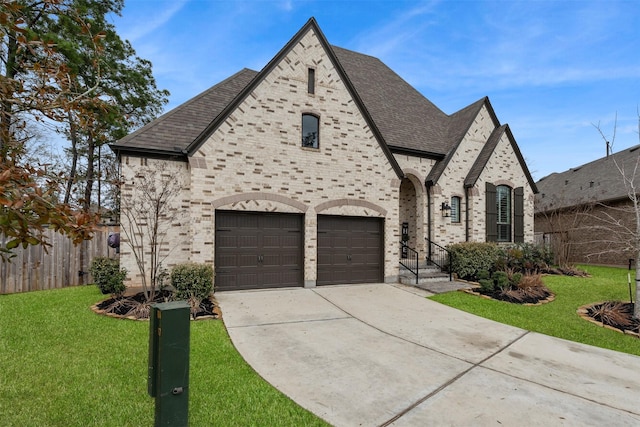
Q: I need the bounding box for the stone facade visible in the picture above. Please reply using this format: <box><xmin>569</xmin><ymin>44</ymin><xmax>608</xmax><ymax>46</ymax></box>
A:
<box><xmin>473</xmin><ymin>132</ymin><xmax>536</xmax><ymax>242</ymax></box>
<box><xmin>119</xmin><ymin>156</ymin><xmax>191</xmax><ymax>286</ymax></box>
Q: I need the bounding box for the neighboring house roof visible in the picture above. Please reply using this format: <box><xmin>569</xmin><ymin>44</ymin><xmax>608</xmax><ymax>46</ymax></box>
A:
<box><xmin>535</xmin><ymin>144</ymin><xmax>640</xmax><ymax>213</ymax></box>
<box><xmin>464</xmin><ymin>124</ymin><xmax>538</xmax><ymax>193</ymax></box>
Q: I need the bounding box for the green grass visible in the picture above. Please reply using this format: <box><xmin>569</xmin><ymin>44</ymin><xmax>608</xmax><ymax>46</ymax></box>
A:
<box><xmin>0</xmin><ymin>286</ymin><xmax>329</xmax><ymax>427</ymax></box>
<box><xmin>431</xmin><ymin>265</ymin><xmax>640</xmax><ymax>356</ymax></box>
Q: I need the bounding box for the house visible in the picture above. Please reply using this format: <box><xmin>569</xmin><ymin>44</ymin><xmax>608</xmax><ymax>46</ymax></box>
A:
<box><xmin>111</xmin><ymin>18</ymin><xmax>538</xmax><ymax>291</ymax></box>
<box><xmin>535</xmin><ymin>145</ymin><xmax>640</xmax><ymax>266</ymax></box>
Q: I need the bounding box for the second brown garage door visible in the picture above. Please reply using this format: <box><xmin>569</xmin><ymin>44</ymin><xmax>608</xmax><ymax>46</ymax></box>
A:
<box><xmin>317</xmin><ymin>215</ymin><xmax>384</xmax><ymax>285</ymax></box>
<box><xmin>215</xmin><ymin>211</ymin><xmax>303</xmax><ymax>291</ymax></box>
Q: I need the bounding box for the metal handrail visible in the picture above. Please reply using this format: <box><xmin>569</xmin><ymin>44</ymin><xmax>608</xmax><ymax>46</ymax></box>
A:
<box><xmin>426</xmin><ymin>238</ymin><xmax>452</xmax><ymax>281</ymax></box>
<box><xmin>399</xmin><ymin>242</ymin><xmax>419</xmax><ymax>284</ymax></box>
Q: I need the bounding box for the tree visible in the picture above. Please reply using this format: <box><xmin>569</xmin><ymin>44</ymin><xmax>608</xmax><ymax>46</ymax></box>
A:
<box><xmin>592</xmin><ymin>113</ymin><xmax>640</xmax><ymax>319</ymax></box>
<box><xmin>1</xmin><ymin>0</ymin><xmax>104</xmax><ymax>258</ymax></box>
<box><xmin>52</xmin><ymin>2</ymin><xmax>168</xmax><ymax>212</ymax></box>
<box><xmin>0</xmin><ymin>0</ymin><xmax>168</xmax><ymax>258</ymax></box>
<box><xmin>536</xmin><ymin>198</ymin><xmax>594</xmax><ymax>267</ymax></box>
<box><xmin>119</xmin><ymin>161</ymin><xmax>184</xmax><ymax>302</ymax></box>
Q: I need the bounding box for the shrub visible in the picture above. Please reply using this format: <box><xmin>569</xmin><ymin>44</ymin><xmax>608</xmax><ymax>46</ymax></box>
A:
<box><xmin>171</xmin><ymin>263</ymin><xmax>214</xmax><ymax>301</ymax></box>
<box><xmin>510</xmin><ymin>272</ymin><xmax>523</xmax><ymax>287</ymax></box>
<box><xmin>493</xmin><ymin>271</ymin><xmax>510</xmax><ymax>291</ymax></box>
<box><xmin>477</xmin><ymin>270</ymin><xmax>490</xmax><ymax>280</ymax></box>
<box><xmin>448</xmin><ymin>242</ymin><xmax>502</xmax><ymax>281</ymax></box>
<box><xmin>498</xmin><ymin>243</ymin><xmax>553</xmax><ymax>274</ymax></box>
<box><xmin>89</xmin><ymin>257</ymin><xmax>127</xmax><ymax>296</ymax></box>
<box><xmin>478</xmin><ymin>278</ymin><xmax>495</xmax><ymax>293</ymax></box>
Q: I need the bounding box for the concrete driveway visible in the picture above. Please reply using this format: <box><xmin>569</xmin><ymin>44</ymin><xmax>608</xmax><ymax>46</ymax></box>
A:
<box><xmin>217</xmin><ymin>283</ymin><xmax>640</xmax><ymax>426</ymax></box>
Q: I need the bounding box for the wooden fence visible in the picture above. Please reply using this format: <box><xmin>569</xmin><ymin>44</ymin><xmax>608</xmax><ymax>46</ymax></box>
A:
<box><xmin>1</xmin><ymin>225</ymin><xmax>120</xmax><ymax>294</ymax></box>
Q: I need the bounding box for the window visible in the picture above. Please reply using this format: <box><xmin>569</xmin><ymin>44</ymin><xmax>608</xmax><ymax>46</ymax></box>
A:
<box><xmin>301</xmin><ymin>114</ymin><xmax>319</xmax><ymax>148</ymax></box>
<box><xmin>451</xmin><ymin>196</ymin><xmax>461</xmax><ymax>223</ymax></box>
<box><xmin>486</xmin><ymin>183</ymin><xmax>524</xmax><ymax>243</ymax></box>
<box><xmin>307</xmin><ymin>68</ymin><xmax>315</xmax><ymax>94</ymax></box>
<box><xmin>496</xmin><ymin>185</ymin><xmax>511</xmax><ymax>242</ymax></box>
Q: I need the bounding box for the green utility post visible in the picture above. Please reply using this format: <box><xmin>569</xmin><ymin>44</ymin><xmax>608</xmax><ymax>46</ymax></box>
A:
<box><xmin>148</xmin><ymin>301</ymin><xmax>191</xmax><ymax>426</ymax></box>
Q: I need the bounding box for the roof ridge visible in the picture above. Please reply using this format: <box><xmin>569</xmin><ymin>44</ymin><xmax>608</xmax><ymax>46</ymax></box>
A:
<box><xmin>544</xmin><ymin>143</ymin><xmax>640</xmax><ymax>178</ymax></box>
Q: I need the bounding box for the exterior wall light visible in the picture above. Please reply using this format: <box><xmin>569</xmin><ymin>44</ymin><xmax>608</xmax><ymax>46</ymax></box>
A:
<box><xmin>441</xmin><ymin>202</ymin><xmax>451</xmax><ymax>218</ymax></box>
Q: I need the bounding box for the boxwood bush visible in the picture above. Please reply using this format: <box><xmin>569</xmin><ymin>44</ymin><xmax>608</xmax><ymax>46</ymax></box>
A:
<box><xmin>170</xmin><ymin>263</ymin><xmax>214</xmax><ymax>301</ymax></box>
<box><xmin>89</xmin><ymin>257</ymin><xmax>127</xmax><ymax>295</ymax></box>
<box><xmin>448</xmin><ymin>242</ymin><xmax>502</xmax><ymax>281</ymax></box>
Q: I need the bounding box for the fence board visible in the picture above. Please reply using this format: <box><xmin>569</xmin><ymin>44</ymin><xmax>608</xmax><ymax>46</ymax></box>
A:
<box><xmin>1</xmin><ymin>225</ymin><xmax>119</xmax><ymax>294</ymax></box>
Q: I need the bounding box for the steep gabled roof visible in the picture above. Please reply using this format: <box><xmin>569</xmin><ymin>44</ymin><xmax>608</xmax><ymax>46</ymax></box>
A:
<box><xmin>111</xmin><ymin>17</ymin><xmax>535</xmax><ymax>189</ymax></box>
<box><xmin>425</xmin><ymin>98</ymin><xmax>489</xmax><ymax>185</ymax></box>
<box><xmin>463</xmin><ymin>124</ymin><xmax>538</xmax><ymax>193</ymax></box>
<box><xmin>113</xmin><ymin>18</ymin><xmax>405</xmax><ymax>178</ymax></box>
<box><xmin>536</xmin><ymin>144</ymin><xmax>640</xmax><ymax>213</ymax></box>
<box><xmin>113</xmin><ymin>68</ymin><xmax>258</xmax><ymax>157</ymax></box>
<box><xmin>331</xmin><ymin>46</ymin><xmax>449</xmax><ymax>157</ymax></box>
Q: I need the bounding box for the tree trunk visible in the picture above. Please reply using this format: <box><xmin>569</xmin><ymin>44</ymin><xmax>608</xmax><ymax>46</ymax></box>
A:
<box><xmin>83</xmin><ymin>133</ymin><xmax>95</xmax><ymax>212</ymax></box>
<box><xmin>635</xmin><ymin>258</ymin><xmax>640</xmax><ymax>319</ymax></box>
<box><xmin>0</xmin><ymin>30</ymin><xmax>19</xmax><ymax>162</ymax></box>
<box><xmin>64</xmin><ymin>112</ymin><xmax>79</xmax><ymax>204</ymax></box>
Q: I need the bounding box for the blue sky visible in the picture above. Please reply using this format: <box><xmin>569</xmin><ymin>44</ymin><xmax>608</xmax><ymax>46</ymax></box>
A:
<box><xmin>111</xmin><ymin>0</ymin><xmax>639</xmax><ymax>181</ymax></box>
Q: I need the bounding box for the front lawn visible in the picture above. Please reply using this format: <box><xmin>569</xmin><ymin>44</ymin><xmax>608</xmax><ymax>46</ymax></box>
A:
<box><xmin>0</xmin><ymin>286</ymin><xmax>328</xmax><ymax>427</ymax></box>
<box><xmin>431</xmin><ymin>265</ymin><xmax>640</xmax><ymax>356</ymax></box>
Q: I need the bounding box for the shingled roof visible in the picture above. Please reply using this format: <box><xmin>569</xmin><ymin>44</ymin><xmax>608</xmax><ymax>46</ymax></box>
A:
<box><xmin>535</xmin><ymin>145</ymin><xmax>640</xmax><ymax>213</ymax></box>
<box><xmin>331</xmin><ymin>46</ymin><xmax>450</xmax><ymax>157</ymax></box>
<box><xmin>114</xmin><ymin>68</ymin><xmax>258</xmax><ymax>156</ymax></box>
<box><xmin>111</xmin><ymin>17</ymin><xmax>531</xmax><ymax>188</ymax></box>
<box><xmin>462</xmin><ymin>124</ymin><xmax>537</xmax><ymax>193</ymax></box>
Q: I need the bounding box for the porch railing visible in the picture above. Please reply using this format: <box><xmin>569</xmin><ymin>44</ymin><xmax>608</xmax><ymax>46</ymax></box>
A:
<box><xmin>426</xmin><ymin>238</ymin><xmax>453</xmax><ymax>281</ymax></box>
<box><xmin>399</xmin><ymin>242</ymin><xmax>419</xmax><ymax>284</ymax></box>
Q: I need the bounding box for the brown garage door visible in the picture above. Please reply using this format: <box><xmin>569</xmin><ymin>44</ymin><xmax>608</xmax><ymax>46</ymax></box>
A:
<box><xmin>215</xmin><ymin>211</ymin><xmax>303</xmax><ymax>291</ymax></box>
<box><xmin>317</xmin><ymin>215</ymin><xmax>384</xmax><ymax>285</ymax></box>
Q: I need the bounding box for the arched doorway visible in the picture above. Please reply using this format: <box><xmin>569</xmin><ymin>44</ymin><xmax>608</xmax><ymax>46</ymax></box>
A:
<box><xmin>399</xmin><ymin>176</ymin><xmax>425</xmax><ymax>258</ymax></box>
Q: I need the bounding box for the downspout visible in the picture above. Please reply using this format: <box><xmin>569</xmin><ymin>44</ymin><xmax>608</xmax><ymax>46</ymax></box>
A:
<box><xmin>426</xmin><ymin>181</ymin><xmax>432</xmax><ymax>261</ymax></box>
<box><xmin>465</xmin><ymin>186</ymin><xmax>470</xmax><ymax>241</ymax></box>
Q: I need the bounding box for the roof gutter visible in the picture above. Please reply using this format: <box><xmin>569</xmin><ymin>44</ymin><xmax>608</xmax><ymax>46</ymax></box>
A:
<box><xmin>109</xmin><ymin>144</ymin><xmax>189</xmax><ymax>161</ymax></box>
<box><xmin>388</xmin><ymin>146</ymin><xmax>445</xmax><ymax>160</ymax></box>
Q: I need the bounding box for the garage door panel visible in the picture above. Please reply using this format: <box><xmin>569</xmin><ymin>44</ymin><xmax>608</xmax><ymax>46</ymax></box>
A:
<box><xmin>215</xmin><ymin>211</ymin><xmax>303</xmax><ymax>291</ymax></box>
<box><xmin>281</xmin><ymin>235</ymin><xmax>302</xmax><ymax>247</ymax></box>
<box><xmin>237</xmin><ymin>254</ymin><xmax>259</xmax><ymax>267</ymax></box>
<box><xmin>237</xmin><ymin>215</ymin><xmax>259</xmax><ymax>228</ymax></box>
<box><xmin>216</xmin><ymin>234</ymin><xmax>237</xmax><ymax>248</ymax></box>
<box><xmin>317</xmin><ymin>215</ymin><xmax>383</xmax><ymax>285</ymax></box>
<box><xmin>238</xmin><ymin>235</ymin><xmax>258</xmax><ymax>249</ymax></box>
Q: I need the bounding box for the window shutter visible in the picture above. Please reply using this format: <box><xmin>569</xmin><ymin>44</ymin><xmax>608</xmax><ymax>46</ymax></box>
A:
<box><xmin>514</xmin><ymin>187</ymin><xmax>524</xmax><ymax>243</ymax></box>
<box><xmin>486</xmin><ymin>183</ymin><xmax>497</xmax><ymax>242</ymax></box>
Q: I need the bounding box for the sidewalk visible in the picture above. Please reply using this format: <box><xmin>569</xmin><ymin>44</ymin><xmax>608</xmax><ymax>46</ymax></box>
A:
<box><xmin>217</xmin><ymin>283</ymin><xmax>640</xmax><ymax>426</ymax></box>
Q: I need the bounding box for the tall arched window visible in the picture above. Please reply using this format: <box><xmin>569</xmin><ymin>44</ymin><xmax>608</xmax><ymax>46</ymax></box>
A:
<box><xmin>301</xmin><ymin>114</ymin><xmax>319</xmax><ymax>148</ymax></box>
<box><xmin>496</xmin><ymin>185</ymin><xmax>511</xmax><ymax>241</ymax></box>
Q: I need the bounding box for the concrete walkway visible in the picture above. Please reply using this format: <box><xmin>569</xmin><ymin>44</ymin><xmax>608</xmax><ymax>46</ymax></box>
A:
<box><xmin>217</xmin><ymin>283</ymin><xmax>640</xmax><ymax>426</ymax></box>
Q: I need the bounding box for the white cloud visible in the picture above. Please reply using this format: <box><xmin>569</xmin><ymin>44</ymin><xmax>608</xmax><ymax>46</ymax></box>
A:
<box><xmin>119</xmin><ymin>0</ymin><xmax>190</xmax><ymax>42</ymax></box>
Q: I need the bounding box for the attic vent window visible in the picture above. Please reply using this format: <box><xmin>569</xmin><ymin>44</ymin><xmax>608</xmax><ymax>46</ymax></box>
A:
<box><xmin>307</xmin><ymin>68</ymin><xmax>315</xmax><ymax>94</ymax></box>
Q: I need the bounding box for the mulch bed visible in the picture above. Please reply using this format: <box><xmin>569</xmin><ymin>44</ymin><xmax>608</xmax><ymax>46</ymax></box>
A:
<box><xmin>91</xmin><ymin>290</ymin><xmax>220</xmax><ymax>321</ymax></box>
<box><xmin>462</xmin><ymin>286</ymin><xmax>555</xmax><ymax>306</ymax></box>
<box><xmin>578</xmin><ymin>302</ymin><xmax>640</xmax><ymax>337</ymax></box>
